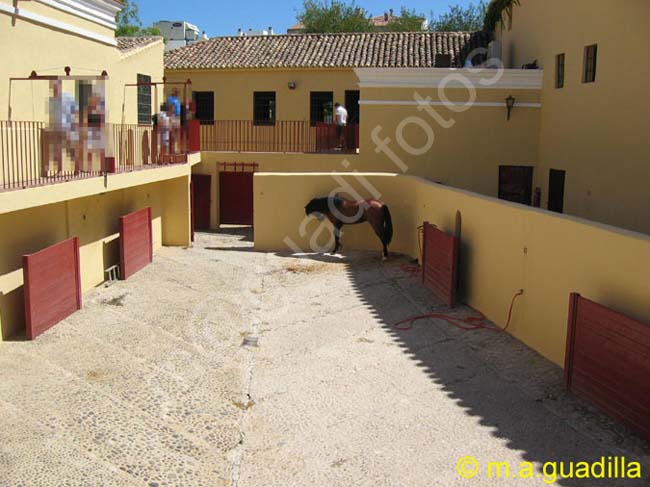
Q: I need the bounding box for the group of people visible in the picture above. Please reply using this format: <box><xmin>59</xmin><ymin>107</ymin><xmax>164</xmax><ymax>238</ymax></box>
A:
<box><xmin>153</xmin><ymin>88</ymin><xmax>187</xmax><ymax>159</ymax></box>
<box><xmin>45</xmin><ymin>79</ymin><xmax>106</xmax><ymax>174</ymax></box>
<box><xmin>43</xmin><ymin>82</ymin><xmax>192</xmax><ymax>172</ymax></box>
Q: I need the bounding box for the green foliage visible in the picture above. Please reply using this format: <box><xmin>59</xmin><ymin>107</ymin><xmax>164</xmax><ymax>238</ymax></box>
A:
<box><xmin>115</xmin><ymin>0</ymin><xmax>161</xmax><ymax>37</ymax></box>
<box><xmin>383</xmin><ymin>7</ymin><xmax>426</xmax><ymax>32</ymax></box>
<box><xmin>429</xmin><ymin>1</ymin><xmax>488</xmax><ymax>32</ymax></box>
<box><xmin>298</xmin><ymin>0</ymin><xmax>374</xmax><ymax>33</ymax></box>
<box><xmin>483</xmin><ymin>0</ymin><xmax>520</xmax><ymax>32</ymax></box>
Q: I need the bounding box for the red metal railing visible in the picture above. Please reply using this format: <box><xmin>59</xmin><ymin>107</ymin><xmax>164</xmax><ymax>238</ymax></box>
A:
<box><xmin>0</xmin><ymin>120</ymin><xmax>103</xmax><ymax>190</ymax></box>
<box><xmin>200</xmin><ymin>120</ymin><xmax>359</xmax><ymax>154</ymax></box>
<box><xmin>108</xmin><ymin>124</ymin><xmax>189</xmax><ymax>172</ymax></box>
<box><xmin>0</xmin><ymin>120</ymin><xmax>198</xmax><ymax>191</ymax></box>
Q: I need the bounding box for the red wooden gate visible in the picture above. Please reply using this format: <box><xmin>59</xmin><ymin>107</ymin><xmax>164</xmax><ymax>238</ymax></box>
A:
<box><xmin>219</xmin><ymin>162</ymin><xmax>257</xmax><ymax>225</ymax></box>
<box><xmin>23</xmin><ymin>237</ymin><xmax>82</xmax><ymax>340</ymax></box>
<box><xmin>422</xmin><ymin>222</ymin><xmax>459</xmax><ymax>308</ymax></box>
<box><xmin>565</xmin><ymin>293</ymin><xmax>650</xmax><ymax>440</ymax></box>
<box><xmin>119</xmin><ymin>207</ymin><xmax>153</xmax><ymax>280</ymax></box>
<box><xmin>192</xmin><ymin>174</ymin><xmax>211</xmax><ymax>230</ymax></box>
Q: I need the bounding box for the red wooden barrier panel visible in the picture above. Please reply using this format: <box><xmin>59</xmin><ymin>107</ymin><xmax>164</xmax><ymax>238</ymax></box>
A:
<box><xmin>422</xmin><ymin>222</ymin><xmax>459</xmax><ymax>308</ymax></box>
<box><xmin>23</xmin><ymin>237</ymin><xmax>82</xmax><ymax>340</ymax></box>
<box><xmin>188</xmin><ymin>119</ymin><xmax>201</xmax><ymax>152</ymax></box>
<box><xmin>119</xmin><ymin>207</ymin><xmax>153</xmax><ymax>280</ymax></box>
<box><xmin>565</xmin><ymin>293</ymin><xmax>650</xmax><ymax>441</ymax></box>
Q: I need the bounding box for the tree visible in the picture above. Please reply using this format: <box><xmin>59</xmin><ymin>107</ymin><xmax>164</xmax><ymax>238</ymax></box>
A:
<box><xmin>429</xmin><ymin>1</ymin><xmax>488</xmax><ymax>32</ymax></box>
<box><xmin>384</xmin><ymin>7</ymin><xmax>427</xmax><ymax>32</ymax></box>
<box><xmin>297</xmin><ymin>0</ymin><xmax>374</xmax><ymax>33</ymax></box>
<box><xmin>115</xmin><ymin>0</ymin><xmax>160</xmax><ymax>37</ymax></box>
<box><xmin>483</xmin><ymin>0</ymin><xmax>520</xmax><ymax>32</ymax></box>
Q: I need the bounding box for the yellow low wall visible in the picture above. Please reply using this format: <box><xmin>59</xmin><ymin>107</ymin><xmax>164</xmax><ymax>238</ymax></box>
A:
<box><xmin>254</xmin><ymin>172</ymin><xmax>650</xmax><ymax>366</ymax></box>
<box><xmin>0</xmin><ymin>176</ymin><xmax>191</xmax><ymax>341</ymax></box>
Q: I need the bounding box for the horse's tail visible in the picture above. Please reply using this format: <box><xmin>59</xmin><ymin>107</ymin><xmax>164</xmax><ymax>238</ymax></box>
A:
<box><xmin>382</xmin><ymin>205</ymin><xmax>393</xmax><ymax>246</ymax></box>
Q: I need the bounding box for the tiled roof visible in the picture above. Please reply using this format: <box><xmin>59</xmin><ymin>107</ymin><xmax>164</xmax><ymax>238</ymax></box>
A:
<box><xmin>164</xmin><ymin>32</ymin><xmax>488</xmax><ymax>70</ymax></box>
<box><xmin>287</xmin><ymin>21</ymin><xmax>305</xmax><ymax>32</ymax></box>
<box><xmin>117</xmin><ymin>36</ymin><xmax>163</xmax><ymax>53</ymax></box>
<box><xmin>287</xmin><ymin>14</ymin><xmax>402</xmax><ymax>31</ymax></box>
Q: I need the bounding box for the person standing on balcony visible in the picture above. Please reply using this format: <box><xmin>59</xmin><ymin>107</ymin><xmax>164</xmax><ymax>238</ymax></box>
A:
<box><xmin>85</xmin><ymin>89</ymin><xmax>105</xmax><ymax>172</ymax></box>
<box><xmin>45</xmin><ymin>80</ymin><xmax>77</xmax><ymax>174</ymax></box>
<box><xmin>167</xmin><ymin>88</ymin><xmax>182</xmax><ymax>154</ymax></box>
<box><xmin>157</xmin><ymin>103</ymin><xmax>171</xmax><ymax>162</ymax></box>
<box><xmin>167</xmin><ymin>88</ymin><xmax>181</xmax><ymax>117</ymax></box>
<box><xmin>334</xmin><ymin>102</ymin><xmax>348</xmax><ymax>150</ymax></box>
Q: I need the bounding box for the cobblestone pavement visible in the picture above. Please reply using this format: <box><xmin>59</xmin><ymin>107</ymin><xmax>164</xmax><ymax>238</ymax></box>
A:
<box><xmin>0</xmin><ymin>229</ymin><xmax>648</xmax><ymax>486</ymax></box>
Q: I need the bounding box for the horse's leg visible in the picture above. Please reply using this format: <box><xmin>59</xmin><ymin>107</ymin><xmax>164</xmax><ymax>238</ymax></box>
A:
<box><xmin>368</xmin><ymin>217</ymin><xmax>387</xmax><ymax>261</ymax></box>
<box><xmin>332</xmin><ymin>221</ymin><xmax>343</xmax><ymax>255</ymax></box>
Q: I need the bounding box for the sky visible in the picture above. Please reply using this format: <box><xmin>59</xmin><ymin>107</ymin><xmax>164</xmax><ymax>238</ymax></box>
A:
<box><xmin>137</xmin><ymin>0</ymin><xmax>478</xmax><ymax>37</ymax></box>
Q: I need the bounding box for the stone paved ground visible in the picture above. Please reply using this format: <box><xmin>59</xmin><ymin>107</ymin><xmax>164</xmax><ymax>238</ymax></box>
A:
<box><xmin>0</xmin><ymin>229</ymin><xmax>648</xmax><ymax>487</ymax></box>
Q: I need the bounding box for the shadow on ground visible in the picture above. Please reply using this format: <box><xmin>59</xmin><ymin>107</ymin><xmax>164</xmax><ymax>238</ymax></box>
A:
<box><xmin>214</xmin><ymin>228</ymin><xmax>650</xmax><ymax>487</ymax></box>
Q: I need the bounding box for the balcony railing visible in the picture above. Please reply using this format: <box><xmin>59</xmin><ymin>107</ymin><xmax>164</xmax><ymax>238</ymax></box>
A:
<box><xmin>0</xmin><ymin>120</ymin><xmax>199</xmax><ymax>192</ymax></box>
<box><xmin>200</xmin><ymin>120</ymin><xmax>359</xmax><ymax>154</ymax></box>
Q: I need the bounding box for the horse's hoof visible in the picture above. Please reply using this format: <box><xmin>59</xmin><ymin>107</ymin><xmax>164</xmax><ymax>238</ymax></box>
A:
<box><xmin>382</xmin><ymin>255</ymin><xmax>387</xmax><ymax>262</ymax></box>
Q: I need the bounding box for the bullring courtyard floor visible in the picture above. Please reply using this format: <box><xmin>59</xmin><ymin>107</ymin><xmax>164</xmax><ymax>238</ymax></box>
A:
<box><xmin>0</xmin><ymin>228</ymin><xmax>648</xmax><ymax>487</ymax></box>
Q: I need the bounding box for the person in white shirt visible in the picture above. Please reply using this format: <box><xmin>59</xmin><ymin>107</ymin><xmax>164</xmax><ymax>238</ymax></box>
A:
<box><xmin>334</xmin><ymin>102</ymin><xmax>348</xmax><ymax>149</ymax></box>
<box><xmin>45</xmin><ymin>80</ymin><xmax>78</xmax><ymax>173</ymax></box>
<box><xmin>156</xmin><ymin>103</ymin><xmax>172</xmax><ymax>161</ymax></box>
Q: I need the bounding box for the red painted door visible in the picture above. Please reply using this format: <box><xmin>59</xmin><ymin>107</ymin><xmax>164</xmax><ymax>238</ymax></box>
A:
<box><xmin>565</xmin><ymin>293</ymin><xmax>650</xmax><ymax>441</ymax></box>
<box><xmin>219</xmin><ymin>170</ymin><xmax>254</xmax><ymax>225</ymax></box>
<box><xmin>192</xmin><ymin>174</ymin><xmax>211</xmax><ymax>230</ymax></box>
<box><xmin>421</xmin><ymin>222</ymin><xmax>459</xmax><ymax>308</ymax></box>
<box><xmin>23</xmin><ymin>237</ymin><xmax>82</xmax><ymax>340</ymax></box>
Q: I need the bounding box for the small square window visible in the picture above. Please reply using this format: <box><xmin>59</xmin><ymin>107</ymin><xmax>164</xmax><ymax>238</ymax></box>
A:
<box><xmin>583</xmin><ymin>44</ymin><xmax>597</xmax><ymax>83</ymax></box>
<box><xmin>310</xmin><ymin>91</ymin><xmax>333</xmax><ymax>125</ymax></box>
<box><xmin>253</xmin><ymin>92</ymin><xmax>276</xmax><ymax>125</ymax></box>
<box><xmin>555</xmin><ymin>53</ymin><xmax>565</xmax><ymax>89</ymax></box>
<box><xmin>192</xmin><ymin>91</ymin><xmax>214</xmax><ymax>125</ymax></box>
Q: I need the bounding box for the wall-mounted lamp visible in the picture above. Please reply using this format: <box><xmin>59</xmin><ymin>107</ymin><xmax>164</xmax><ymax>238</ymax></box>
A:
<box><xmin>288</xmin><ymin>81</ymin><xmax>296</xmax><ymax>90</ymax></box>
<box><xmin>506</xmin><ymin>95</ymin><xmax>515</xmax><ymax>121</ymax></box>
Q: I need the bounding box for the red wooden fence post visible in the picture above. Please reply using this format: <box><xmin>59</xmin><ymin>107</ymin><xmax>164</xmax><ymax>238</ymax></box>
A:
<box><xmin>564</xmin><ymin>292</ymin><xmax>581</xmax><ymax>390</ymax></box>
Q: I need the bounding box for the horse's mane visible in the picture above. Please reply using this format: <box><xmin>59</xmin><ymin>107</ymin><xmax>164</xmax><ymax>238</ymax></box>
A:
<box><xmin>306</xmin><ymin>196</ymin><xmax>344</xmax><ymax>214</ymax></box>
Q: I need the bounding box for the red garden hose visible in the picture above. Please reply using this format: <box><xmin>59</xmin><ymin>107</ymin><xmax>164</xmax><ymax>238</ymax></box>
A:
<box><xmin>393</xmin><ymin>289</ymin><xmax>524</xmax><ymax>333</ymax></box>
<box><xmin>400</xmin><ymin>225</ymin><xmax>425</xmax><ymax>275</ymax></box>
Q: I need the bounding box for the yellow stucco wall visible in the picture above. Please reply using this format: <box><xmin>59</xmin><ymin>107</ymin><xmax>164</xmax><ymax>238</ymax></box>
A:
<box><xmin>165</xmin><ymin>68</ymin><xmax>360</xmax><ymax>121</ymax></box>
<box><xmin>0</xmin><ymin>175</ymin><xmax>191</xmax><ymax>341</ymax></box>
<box><xmin>0</xmin><ymin>0</ymin><xmax>164</xmax><ymax>124</ymax></box>
<box><xmin>358</xmin><ymin>86</ymin><xmax>540</xmax><ymax>195</ymax></box>
<box><xmin>254</xmin><ymin>172</ymin><xmax>650</xmax><ymax>366</ymax></box>
<box><xmin>496</xmin><ymin>0</ymin><xmax>650</xmax><ymax>234</ymax></box>
<box><xmin>184</xmin><ymin>68</ymin><xmax>542</xmax><ymax>229</ymax></box>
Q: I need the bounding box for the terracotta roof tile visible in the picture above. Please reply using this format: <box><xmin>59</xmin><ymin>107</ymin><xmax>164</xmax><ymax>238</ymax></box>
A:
<box><xmin>116</xmin><ymin>36</ymin><xmax>163</xmax><ymax>54</ymax></box>
<box><xmin>164</xmin><ymin>32</ymin><xmax>488</xmax><ymax>70</ymax></box>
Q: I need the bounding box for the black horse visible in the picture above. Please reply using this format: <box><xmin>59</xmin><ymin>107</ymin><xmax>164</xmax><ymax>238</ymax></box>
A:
<box><xmin>305</xmin><ymin>196</ymin><xmax>393</xmax><ymax>259</ymax></box>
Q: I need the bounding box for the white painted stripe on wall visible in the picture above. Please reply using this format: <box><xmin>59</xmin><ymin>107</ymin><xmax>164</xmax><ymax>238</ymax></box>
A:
<box><xmin>360</xmin><ymin>100</ymin><xmax>542</xmax><ymax>108</ymax></box>
<box><xmin>355</xmin><ymin>68</ymin><xmax>544</xmax><ymax>91</ymax></box>
<box><xmin>0</xmin><ymin>2</ymin><xmax>117</xmax><ymax>46</ymax></box>
<box><xmin>35</xmin><ymin>0</ymin><xmax>118</xmax><ymax>30</ymax></box>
